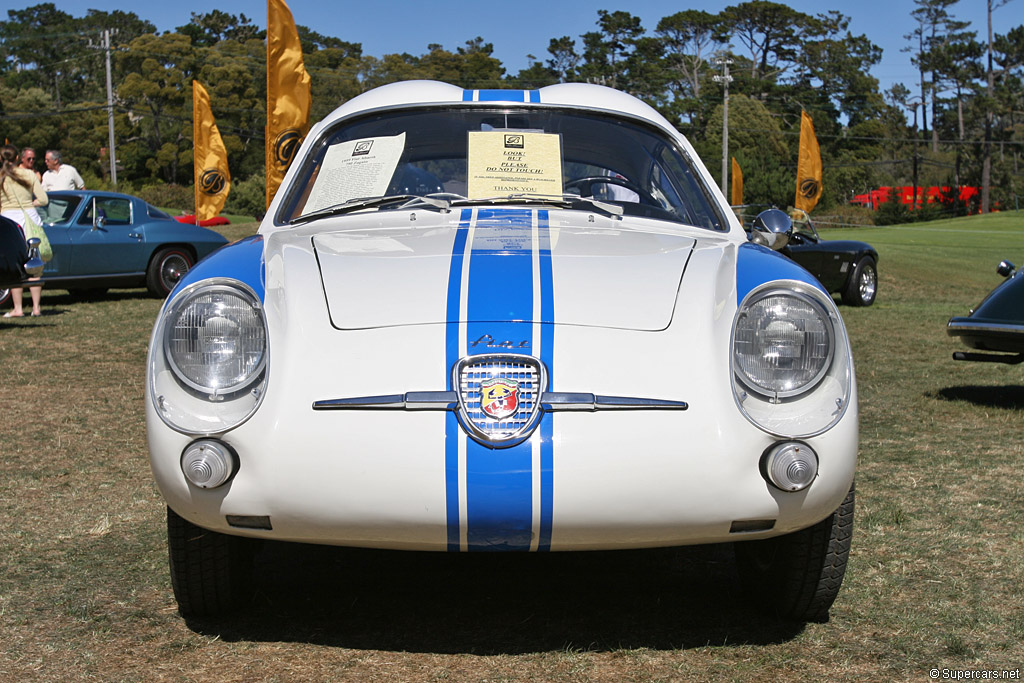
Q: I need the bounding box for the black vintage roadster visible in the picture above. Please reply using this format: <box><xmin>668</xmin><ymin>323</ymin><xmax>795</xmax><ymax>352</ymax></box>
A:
<box><xmin>743</xmin><ymin>208</ymin><xmax>879</xmax><ymax>306</ymax></box>
<box><xmin>782</xmin><ymin>209</ymin><xmax>878</xmax><ymax>307</ymax></box>
<box><xmin>947</xmin><ymin>259</ymin><xmax>1024</xmax><ymax>364</ymax></box>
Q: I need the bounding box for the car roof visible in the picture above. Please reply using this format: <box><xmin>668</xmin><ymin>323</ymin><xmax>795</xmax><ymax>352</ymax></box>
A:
<box><xmin>47</xmin><ymin>190</ymin><xmax>138</xmax><ymax>201</ymax></box>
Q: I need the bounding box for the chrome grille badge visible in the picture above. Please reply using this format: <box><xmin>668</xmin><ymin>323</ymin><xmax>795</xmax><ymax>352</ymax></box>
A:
<box><xmin>454</xmin><ymin>355</ymin><xmax>546</xmax><ymax>447</ymax></box>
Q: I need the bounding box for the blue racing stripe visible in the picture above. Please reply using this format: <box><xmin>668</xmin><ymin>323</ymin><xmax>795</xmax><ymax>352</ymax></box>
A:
<box><xmin>443</xmin><ymin>209</ymin><xmax>555</xmax><ymax>552</ymax></box>
<box><xmin>465</xmin><ymin>209</ymin><xmax>535</xmax><ymax>551</ymax></box>
<box><xmin>537</xmin><ymin>210</ymin><xmax>555</xmax><ymax>550</ymax></box>
<box><xmin>462</xmin><ymin>90</ymin><xmax>538</xmax><ymax>103</ymax></box>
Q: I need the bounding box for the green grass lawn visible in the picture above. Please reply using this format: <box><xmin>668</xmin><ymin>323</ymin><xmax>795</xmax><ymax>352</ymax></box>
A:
<box><xmin>0</xmin><ymin>212</ymin><xmax>1021</xmax><ymax>681</ymax></box>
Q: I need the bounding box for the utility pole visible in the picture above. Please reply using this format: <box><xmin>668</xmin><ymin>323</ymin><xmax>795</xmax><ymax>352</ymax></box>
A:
<box><xmin>982</xmin><ymin>0</ymin><xmax>996</xmax><ymax>213</ymax></box>
<box><xmin>911</xmin><ymin>101</ymin><xmax>920</xmax><ymax>211</ymax></box>
<box><xmin>89</xmin><ymin>29</ymin><xmax>118</xmax><ymax>186</ymax></box>
<box><xmin>713</xmin><ymin>58</ymin><xmax>733</xmax><ymax>198</ymax></box>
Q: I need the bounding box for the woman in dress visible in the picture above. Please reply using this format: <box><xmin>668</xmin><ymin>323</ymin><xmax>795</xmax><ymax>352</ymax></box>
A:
<box><xmin>0</xmin><ymin>144</ymin><xmax>48</xmax><ymax>317</ymax></box>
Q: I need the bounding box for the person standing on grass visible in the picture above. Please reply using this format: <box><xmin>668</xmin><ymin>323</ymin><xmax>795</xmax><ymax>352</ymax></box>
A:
<box><xmin>19</xmin><ymin>147</ymin><xmax>42</xmax><ymax>182</ymax></box>
<box><xmin>41</xmin><ymin>150</ymin><xmax>85</xmax><ymax>192</ymax></box>
<box><xmin>0</xmin><ymin>144</ymin><xmax>48</xmax><ymax>317</ymax></box>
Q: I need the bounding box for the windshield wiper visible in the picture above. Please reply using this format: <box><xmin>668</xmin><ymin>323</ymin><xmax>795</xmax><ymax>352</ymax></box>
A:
<box><xmin>290</xmin><ymin>192</ymin><xmax>622</xmax><ymax>225</ymax></box>
<box><xmin>290</xmin><ymin>194</ymin><xmax>451</xmax><ymax>225</ymax></box>
<box><xmin>450</xmin><ymin>193</ymin><xmax>624</xmax><ymax>217</ymax></box>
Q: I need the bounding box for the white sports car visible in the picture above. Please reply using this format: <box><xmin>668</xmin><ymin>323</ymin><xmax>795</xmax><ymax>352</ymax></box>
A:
<box><xmin>146</xmin><ymin>81</ymin><xmax>857</xmax><ymax>621</ymax></box>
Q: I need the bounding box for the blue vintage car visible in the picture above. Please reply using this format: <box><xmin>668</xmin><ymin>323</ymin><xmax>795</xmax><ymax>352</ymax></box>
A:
<box><xmin>0</xmin><ymin>190</ymin><xmax>228</xmax><ymax>306</ymax></box>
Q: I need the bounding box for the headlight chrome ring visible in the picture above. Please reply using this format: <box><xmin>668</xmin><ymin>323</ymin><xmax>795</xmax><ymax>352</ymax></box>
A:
<box><xmin>163</xmin><ymin>281</ymin><xmax>267</xmax><ymax>398</ymax></box>
<box><xmin>733</xmin><ymin>287</ymin><xmax>835</xmax><ymax>401</ymax></box>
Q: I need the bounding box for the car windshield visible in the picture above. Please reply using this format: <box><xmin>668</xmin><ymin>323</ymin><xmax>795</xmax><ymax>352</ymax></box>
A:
<box><xmin>278</xmin><ymin>107</ymin><xmax>726</xmax><ymax>231</ymax></box>
<box><xmin>38</xmin><ymin>195</ymin><xmax>83</xmax><ymax>226</ymax></box>
<box><xmin>790</xmin><ymin>209</ymin><xmax>819</xmax><ymax>241</ymax></box>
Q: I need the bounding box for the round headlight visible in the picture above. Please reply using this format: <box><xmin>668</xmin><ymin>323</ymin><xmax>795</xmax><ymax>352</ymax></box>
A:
<box><xmin>164</xmin><ymin>283</ymin><xmax>267</xmax><ymax>396</ymax></box>
<box><xmin>733</xmin><ymin>289</ymin><xmax>834</xmax><ymax>399</ymax></box>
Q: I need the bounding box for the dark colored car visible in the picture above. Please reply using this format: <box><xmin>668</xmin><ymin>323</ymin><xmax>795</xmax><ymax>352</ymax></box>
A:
<box><xmin>0</xmin><ymin>215</ymin><xmax>32</xmax><ymax>289</ymax></box>
<box><xmin>947</xmin><ymin>259</ymin><xmax>1024</xmax><ymax>364</ymax></box>
<box><xmin>782</xmin><ymin>210</ymin><xmax>878</xmax><ymax>307</ymax></box>
<box><xmin>0</xmin><ymin>190</ymin><xmax>228</xmax><ymax>307</ymax></box>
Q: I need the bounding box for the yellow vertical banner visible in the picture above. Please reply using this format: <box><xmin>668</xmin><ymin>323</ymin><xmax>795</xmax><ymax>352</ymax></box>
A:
<box><xmin>193</xmin><ymin>80</ymin><xmax>231</xmax><ymax>223</ymax></box>
<box><xmin>266</xmin><ymin>0</ymin><xmax>312</xmax><ymax>209</ymax></box>
<box><xmin>731</xmin><ymin>156</ymin><xmax>743</xmax><ymax>206</ymax></box>
<box><xmin>795</xmin><ymin>110</ymin><xmax>823</xmax><ymax>213</ymax></box>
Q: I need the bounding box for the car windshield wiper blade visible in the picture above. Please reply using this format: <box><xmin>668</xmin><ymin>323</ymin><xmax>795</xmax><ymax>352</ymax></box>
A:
<box><xmin>395</xmin><ymin>194</ymin><xmax>452</xmax><ymax>211</ymax></box>
<box><xmin>450</xmin><ymin>193</ymin><xmax>624</xmax><ymax>216</ymax></box>
<box><xmin>290</xmin><ymin>194</ymin><xmax>451</xmax><ymax>224</ymax></box>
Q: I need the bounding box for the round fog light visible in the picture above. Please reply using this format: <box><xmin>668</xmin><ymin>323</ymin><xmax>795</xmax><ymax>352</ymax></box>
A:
<box><xmin>764</xmin><ymin>442</ymin><xmax>818</xmax><ymax>492</ymax></box>
<box><xmin>181</xmin><ymin>439</ymin><xmax>237</xmax><ymax>489</ymax></box>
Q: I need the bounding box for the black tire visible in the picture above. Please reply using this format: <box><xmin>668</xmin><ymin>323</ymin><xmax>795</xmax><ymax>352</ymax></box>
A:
<box><xmin>147</xmin><ymin>247</ymin><xmax>194</xmax><ymax>298</ymax></box>
<box><xmin>842</xmin><ymin>256</ymin><xmax>877</xmax><ymax>306</ymax></box>
<box><xmin>0</xmin><ymin>288</ymin><xmax>10</xmax><ymax>308</ymax></box>
<box><xmin>735</xmin><ymin>484</ymin><xmax>855</xmax><ymax>622</ymax></box>
<box><xmin>167</xmin><ymin>507</ymin><xmax>255</xmax><ymax>617</ymax></box>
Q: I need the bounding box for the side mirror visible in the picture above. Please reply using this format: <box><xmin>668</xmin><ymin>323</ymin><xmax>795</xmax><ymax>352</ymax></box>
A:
<box><xmin>91</xmin><ymin>199</ymin><xmax>106</xmax><ymax>230</ymax></box>
<box><xmin>24</xmin><ymin>237</ymin><xmax>44</xmax><ymax>277</ymax></box>
<box><xmin>997</xmin><ymin>260</ymin><xmax>1016</xmax><ymax>278</ymax></box>
<box><xmin>750</xmin><ymin>208</ymin><xmax>793</xmax><ymax>251</ymax></box>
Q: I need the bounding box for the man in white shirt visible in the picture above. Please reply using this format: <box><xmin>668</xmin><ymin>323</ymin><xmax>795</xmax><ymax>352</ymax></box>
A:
<box><xmin>41</xmin><ymin>150</ymin><xmax>85</xmax><ymax>191</ymax></box>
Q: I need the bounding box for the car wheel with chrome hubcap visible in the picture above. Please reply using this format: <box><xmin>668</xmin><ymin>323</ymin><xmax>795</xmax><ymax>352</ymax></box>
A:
<box><xmin>842</xmin><ymin>256</ymin><xmax>877</xmax><ymax>307</ymax></box>
<box><xmin>147</xmin><ymin>247</ymin><xmax>194</xmax><ymax>297</ymax></box>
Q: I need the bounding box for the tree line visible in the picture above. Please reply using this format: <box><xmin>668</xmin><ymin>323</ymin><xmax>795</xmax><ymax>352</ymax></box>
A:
<box><xmin>0</xmin><ymin>1</ymin><xmax>1020</xmax><ymax>218</ymax></box>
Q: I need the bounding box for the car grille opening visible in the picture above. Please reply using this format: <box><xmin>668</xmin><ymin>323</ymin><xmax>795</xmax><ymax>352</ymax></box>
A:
<box><xmin>456</xmin><ymin>355</ymin><xmax>544</xmax><ymax>445</ymax></box>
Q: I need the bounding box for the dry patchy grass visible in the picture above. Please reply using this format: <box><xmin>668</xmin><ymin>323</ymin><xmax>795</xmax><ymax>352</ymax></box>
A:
<box><xmin>1</xmin><ymin>214</ymin><xmax>1022</xmax><ymax>681</ymax></box>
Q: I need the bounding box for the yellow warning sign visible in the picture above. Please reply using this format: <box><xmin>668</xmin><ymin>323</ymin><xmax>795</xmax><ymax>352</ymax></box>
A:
<box><xmin>467</xmin><ymin>131</ymin><xmax>563</xmax><ymax>199</ymax></box>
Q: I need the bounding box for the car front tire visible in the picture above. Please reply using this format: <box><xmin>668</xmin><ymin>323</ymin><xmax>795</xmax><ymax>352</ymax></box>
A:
<box><xmin>0</xmin><ymin>288</ymin><xmax>9</xmax><ymax>308</ymax></box>
<box><xmin>167</xmin><ymin>507</ymin><xmax>255</xmax><ymax>617</ymax></box>
<box><xmin>842</xmin><ymin>256</ymin><xmax>877</xmax><ymax>306</ymax></box>
<box><xmin>734</xmin><ymin>484</ymin><xmax>854</xmax><ymax>622</ymax></box>
<box><xmin>147</xmin><ymin>247</ymin><xmax>194</xmax><ymax>297</ymax></box>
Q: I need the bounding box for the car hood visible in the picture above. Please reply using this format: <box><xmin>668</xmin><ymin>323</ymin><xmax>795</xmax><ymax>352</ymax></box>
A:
<box><xmin>309</xmin><ymin>209</ymin><xmax>701</xmax><ymax>331</ymax></box>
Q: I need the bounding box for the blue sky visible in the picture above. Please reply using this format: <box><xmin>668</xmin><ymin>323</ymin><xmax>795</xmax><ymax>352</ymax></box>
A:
<box><xmin>41</xmin><ymin>0</ymin><xmax>1012</xmax><ymax>96</ymax></box>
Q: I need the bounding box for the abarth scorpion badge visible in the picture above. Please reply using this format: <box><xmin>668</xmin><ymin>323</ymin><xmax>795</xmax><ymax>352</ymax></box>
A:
<box><xmin>480</xmin><ymin>377</ymin><xmax>520</xmax><ymax>420</ymax></box>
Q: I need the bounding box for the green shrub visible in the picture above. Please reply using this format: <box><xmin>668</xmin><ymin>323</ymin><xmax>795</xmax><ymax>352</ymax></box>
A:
<box><xmin>135</xmin><ymin>184</ymin><xmax>194</xmax><ymax>213</ymax></box>
<box><xmin>224</xmin><ymin>173</ymin><xmax>266</xmax><ymax>221</ymax></box>
<box><xmin>874</xmin><ymin>198</ymin><xmax>913</xmax><ymax>226</ymax></box>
